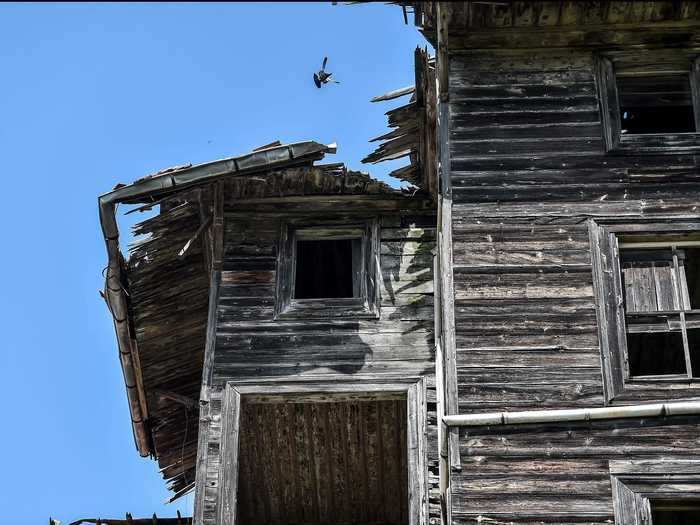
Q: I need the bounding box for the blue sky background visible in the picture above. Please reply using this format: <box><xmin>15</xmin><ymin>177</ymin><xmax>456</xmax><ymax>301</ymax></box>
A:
<box><xmin>0</xmin><ymin>3</ymin><xmax>426</xmax><ymax>524</ymax></box>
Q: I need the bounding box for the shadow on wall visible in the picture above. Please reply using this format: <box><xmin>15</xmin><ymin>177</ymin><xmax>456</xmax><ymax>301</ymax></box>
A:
<box><xmin>381</xmin><ymin>227</ymin><xmax>434</xmax><ymax>337</ymax></box>
<box><xmin>216</xmin><ymin>227</ymin><xmax>435</xmax><ymax>378</ymax></box>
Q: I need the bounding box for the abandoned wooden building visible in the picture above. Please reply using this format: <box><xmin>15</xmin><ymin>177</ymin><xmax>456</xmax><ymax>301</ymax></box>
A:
<box><xmin>93</xmin><ymin>2</ymin><xmax>700</xmax><ymax>524</ymax></box>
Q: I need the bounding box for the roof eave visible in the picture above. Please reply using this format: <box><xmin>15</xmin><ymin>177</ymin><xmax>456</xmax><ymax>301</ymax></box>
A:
<box><xmin>98</xmin><ymin>140</ymin><xmax>335</xmax><ymax>457</ymax></box>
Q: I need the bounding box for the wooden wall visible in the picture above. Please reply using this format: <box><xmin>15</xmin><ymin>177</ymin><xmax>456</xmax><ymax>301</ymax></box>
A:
<box><xmin>237</xmin><ymin>399</ymin><xmax>408</xmax><ymax>525</ymax></box>
<box><xmin>453</xmin><ymin>415</ymin><xmax>700</xmax><ymax>524</ymax></box>
<box><xmin>446</xmin><ymin>45</ymin><xmax>700</xmax><ymax>523</ymax></box>
<box><xmin>198</xmin><ymin>196</ymin><xmax>439</xmax><ymax>525</ymax></box>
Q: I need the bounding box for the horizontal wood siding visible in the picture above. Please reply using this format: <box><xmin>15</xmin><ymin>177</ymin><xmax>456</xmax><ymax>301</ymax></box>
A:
<box><xmin>452</xmin><ymin>415</ymin><xmax>700</xmax><ymax>524</ymax></box>
<box><xmin>201</xmin><ymin>205</ymin><xmax>438</xmax><ymax>525</ymax></box>
<box><xmin>448</xmin><ymin>46</ymin><xmax>700</xmax><ymax>522</ymax></box>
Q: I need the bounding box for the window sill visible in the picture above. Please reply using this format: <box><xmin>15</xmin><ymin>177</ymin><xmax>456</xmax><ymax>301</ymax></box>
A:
<box><xmin>275</xmin><ymin>298</ymin><xmax>379</xmax><ymax>320</ymax></box>
<box><xmin>609</xmin><ymin>380</ymin><xmax>700</xmax><ymax>404</ymax></box>
<box><xmin>627</xmin><ymin>375</ymin><xmax>700</xmax><ymax>384</ymax></box>
<box><xmin>608</xmin><ymin>132</ymin><xmax>700</xmax><ymax>155</ymax></box>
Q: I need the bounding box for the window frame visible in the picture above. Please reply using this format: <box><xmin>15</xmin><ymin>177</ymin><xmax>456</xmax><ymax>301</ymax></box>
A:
<box><xmin>595</xmin><ymin>52</ymin><xmax>700</xmax><ymax>155</ymax></box>
<box><xmin>589</xmin><ymin>220</ymin><xmax>700</xmax><ymax>402</ymax></box>
<box><xmin>216</xmin><ymin>377</ymin><xmax>429</xmax><ymax>525</ymax></box>
<box><xmin>274</xmin><ymin>218</ymin><xmax>381</xmax><ymax>320</ymax></box>
<box><xmin>610</xmin><ymin>460</ymin><xmax>700</xmax><ymax>525</ymax></box>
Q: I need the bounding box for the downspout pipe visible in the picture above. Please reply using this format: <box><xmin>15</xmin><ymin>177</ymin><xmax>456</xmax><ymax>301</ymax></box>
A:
<box><xmin>98</xmin><ymin>141</ymin><xmax>335</xmax><ymax>457</ymax></box>
<box><xmin>443</xmin><ymin>400</ymin><xmax>700</xmax><ymax>428</ymax></box>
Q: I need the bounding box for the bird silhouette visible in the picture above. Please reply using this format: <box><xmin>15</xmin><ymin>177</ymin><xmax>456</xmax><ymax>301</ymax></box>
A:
<box><xmin>313</xmin><ymin>56</ymin><xmax>339</xmax><ymax>88</ymax></box>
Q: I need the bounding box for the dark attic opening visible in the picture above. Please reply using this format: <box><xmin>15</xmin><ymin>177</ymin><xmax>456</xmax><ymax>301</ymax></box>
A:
<box><xmin>294</xmin><ymin>238</ymin><xmax>361</xmax><ymax>299</ymax></box>
<box><xmin>236</xmin><ymin>399</ymin><xmax>409</xmax><ymax>525</ymax></box>
<box><xmin>618</xmin><ymin>74</ymin><xmax>696</xmax><ymax>135</ymax></box>
<box><xmin>651</xmin><ymin>499</ymin><xmax>700</xmax><ymax>525</ymax></box>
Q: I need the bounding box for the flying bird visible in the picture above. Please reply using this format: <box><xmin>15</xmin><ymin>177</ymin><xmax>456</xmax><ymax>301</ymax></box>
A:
<box><xmin>313</xmin><ymin>56</ymin><xmax>339</xmax><ymax>88</ymax></box>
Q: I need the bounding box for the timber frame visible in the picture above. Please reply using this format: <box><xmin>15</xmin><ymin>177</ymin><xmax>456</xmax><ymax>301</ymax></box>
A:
<box><xmin>589</xmin><ymin>219</ymin><xmax>700</xmax><ymax>403</ymax></box>
<box><xmin>216</xmin><ymin>377</ymin><xmax>428</xmax><ymax>525</ymax></box>
<box><xmin>610</xmin><ymin>460</ymin><xmax>700</xmax><ymax>524</ymax></box>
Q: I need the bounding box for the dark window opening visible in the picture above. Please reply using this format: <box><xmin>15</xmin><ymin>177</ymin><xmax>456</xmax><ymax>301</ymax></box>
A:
<box><xmin>627</xmin><ymin>330</ymin><xmax>686</xmax><ymax>376</ymax></box>
<box><xmin>652</xmin><ymin>500</ymin><xmax>700</xmax><ymax>525</ymax></box>
<box><xmin>294</xmin><ymin>239</ymin><xmax>360</xmax><ymax>299</ymax></box>
<box><xmin>685</xmin><ymin>248</ymin><xmax>700</xmax><ymax>308</ymax></box>
<box><xmin>618</xmin><ymin>75</ymin><xmax>695</xmax><ymax>135</ymax></box>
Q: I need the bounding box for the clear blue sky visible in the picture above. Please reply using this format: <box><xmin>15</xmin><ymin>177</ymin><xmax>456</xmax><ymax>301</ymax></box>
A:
<box><xmin>0</xmin><ymin>3</ymin><xmax>425</xmax><ymax>524</ymax></box>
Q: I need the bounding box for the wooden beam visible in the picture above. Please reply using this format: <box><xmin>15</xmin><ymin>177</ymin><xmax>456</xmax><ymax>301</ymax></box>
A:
<box><xmin>193</xmin><ymin>182</ymin><xmax>225</xmax><ymax>524</ymax></box>
<box><xmin>436</xmin><ymin>0</ymin><xmax>460</xmax><ymax>473</ymax></box>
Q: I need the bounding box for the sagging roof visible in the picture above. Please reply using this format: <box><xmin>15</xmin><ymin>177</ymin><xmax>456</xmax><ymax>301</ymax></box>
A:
<box><xmin>98</xmin><ymin>140</ymin><xmax>402</xmax><ymax>497</ymax></box>
<box><xmin>364</xmin><ymin>47</ymin><xmax>436</xmax><ymax>195</ymax></box>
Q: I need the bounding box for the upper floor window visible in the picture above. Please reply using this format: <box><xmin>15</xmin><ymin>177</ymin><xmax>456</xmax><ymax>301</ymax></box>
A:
<box><xmin>618</xmin><ymin>74</ymin><xmax>696</xmax><ymax>135</ymax></box>
<box><xmin>621</xmin><ymin>242</ymin><xmax>700</xmax><ymax>379</ymax></box>
<box><xmin>294</xmin><ymin>238</ymin><xmax>361</xmax><ymax>299</ymax></box>
<box><xmin>275</xmin><ymin>219</ymin><xmax>380</xmax><ymax>319</ymax></box>
<box><xmin>595</xmin><ymin>51</ymin><xmax>700</xmax><ymax>154</ymax></box>
<box><xmin>589</xmin><ymin>220</ymin><xmax>700</xmax><ymax>402</ymax></box>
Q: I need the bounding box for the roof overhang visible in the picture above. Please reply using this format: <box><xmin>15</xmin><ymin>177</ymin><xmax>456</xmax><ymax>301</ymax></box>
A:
<box><xmin>98</xmin><ymin>141</ymin><xmax>336</xmax><ymax>457</ymax></box>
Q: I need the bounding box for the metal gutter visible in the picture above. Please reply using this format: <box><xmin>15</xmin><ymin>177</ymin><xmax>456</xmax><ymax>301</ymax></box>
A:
<box><xmin>443</xmin><ymin>400</ymin><xmax>700</xmax><ymax>428</ymax></box>
<box><xmin>98</xmin><ymin>140</ymin><xmax>335</xmax><ymax>457</ymax></box>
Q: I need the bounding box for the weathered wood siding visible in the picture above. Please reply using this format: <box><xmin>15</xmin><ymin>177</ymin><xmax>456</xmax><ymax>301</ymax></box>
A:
<box><xmin>447</xmin><ymin>45</ymin><xmax>700</xmax><ymax>523</ymax></box>
<box><xmin>454</xmin><ymin>415</ymin><xmax>700</xmax><ymax>524</ymax></box>
<box><xmin>199</xmin><ymin>196</ymin><xmax>439</xmax><ymax>525</ymax></box>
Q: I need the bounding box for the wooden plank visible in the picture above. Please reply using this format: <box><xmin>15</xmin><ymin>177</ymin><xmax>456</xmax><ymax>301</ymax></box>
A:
<box><xmin>216</xmin><ymin>385</ymin><xmax>241</xmax><ymax>525</ymax></box>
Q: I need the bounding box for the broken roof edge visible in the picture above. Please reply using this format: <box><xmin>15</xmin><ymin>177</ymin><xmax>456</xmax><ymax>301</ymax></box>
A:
<box><xmin>98</xmin><ymin>139</ymin><xmax>334</xmax><ymax>458</ymax></box>
<box><xmin>97</xmin><ymin>139</ymin><xmax>411</xmax><ymax>460</ymax></box>
<box><xmin>100</xmin><ymin>140</ymin><xmax>336</xmax><ymax>210</ymax></box>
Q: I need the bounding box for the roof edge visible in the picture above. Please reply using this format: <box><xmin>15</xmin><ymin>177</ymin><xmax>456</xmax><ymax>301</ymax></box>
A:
<box><xmin>98</xmin><ymin>140</ymin><xmax>334</xmax><ymax>457</ymax></box>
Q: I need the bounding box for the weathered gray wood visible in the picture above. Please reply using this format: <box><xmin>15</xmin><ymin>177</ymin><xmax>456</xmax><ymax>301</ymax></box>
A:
<box><xmin>441</xmin><ymin>17</ymin><xmax>700</xmax><ymax>524</ymax></box>
<box><xmin>435</xmin><ymin>8</ymin><xmax>460</xmax><ymax>476</ymax></box>
<box><xmin>217</xmin><ymin>385</ymin><xmax>241</xmax><ymax>525</ymax></box>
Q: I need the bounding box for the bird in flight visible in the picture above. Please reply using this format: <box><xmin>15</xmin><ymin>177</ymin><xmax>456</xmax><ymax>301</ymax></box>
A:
<box><xmin>313</xmin><ymin>56</ymin><xmax>339</xmax><ymax>88</ymax></box>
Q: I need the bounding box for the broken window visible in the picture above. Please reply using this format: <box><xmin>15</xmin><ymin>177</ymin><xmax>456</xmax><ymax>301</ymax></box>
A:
<box><xmin>275</xmin><ymin>220</ymin><xmax>379</xmax><ymax>319</ymax></box>
<box><xmin>594</xmin><ymin>53</ymin><xmax>700</xmax><ymax>153</ymax></box>
<box><xmin>589</xmin><ymin>221</ymin><xmax>700</xmax><ymax>401</ymax></box>
<box><xmin>620</xmin><ymin>243</ymin><xmax>700</xmax><ymax>379</ymax></box>
<box><xmin>618</xmin><ymin>75</ymin><xmax>696</xmax><ymax>135</ymax></box>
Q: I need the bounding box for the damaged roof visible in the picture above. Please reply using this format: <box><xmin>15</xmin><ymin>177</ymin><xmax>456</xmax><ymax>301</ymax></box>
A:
<box><xmin>98</xmin><ymin>140</ymin><xmax>404</xmax><ymax>497</ymax></box>
<box><xmin>363</xmin><ymin>47</ymin><xmax>436</xmax><ymax>195</ymax></box>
